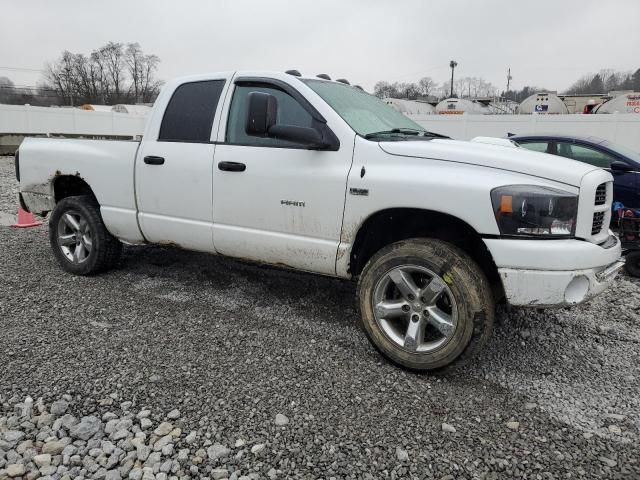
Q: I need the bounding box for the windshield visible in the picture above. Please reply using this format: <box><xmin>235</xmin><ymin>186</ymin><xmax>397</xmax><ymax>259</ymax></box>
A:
<box><xmin>302</xmin><ymin>79</ymin><xmax>428</xmax><ymax>137</ymax></box>
<box><xmin>601</xmin><ymin>140</ymin><xmax>640</xmax><ymax>165</ymax></box>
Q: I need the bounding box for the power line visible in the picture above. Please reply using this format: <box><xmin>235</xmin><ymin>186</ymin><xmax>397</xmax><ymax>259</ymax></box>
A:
<box><xmin>0</xmin><ymin>84</ymin><xmax>62</xmax><ymax>93</ymax></box>
<box><xmin>0</xmin><ymin>65</ymin><xmax>45</xmax><ymax>73</ymax></box>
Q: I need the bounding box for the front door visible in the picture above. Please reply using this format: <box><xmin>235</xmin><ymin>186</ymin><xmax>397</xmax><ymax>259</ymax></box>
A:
<box><xmin>212</xmin><ymin>80</ymin><xmax>354</xmax><ymax>274</ymax></box>
<box><xmin>135</xmin><ymin>77</ymin><xmax>227</xmax><ymax>252</ymax></box>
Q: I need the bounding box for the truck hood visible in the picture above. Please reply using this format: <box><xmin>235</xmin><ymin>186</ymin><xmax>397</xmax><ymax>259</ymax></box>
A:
<box><xmin>378</xmin><ymin>138</ymin><xmax>598</xmax><ymax>187</ymax></box>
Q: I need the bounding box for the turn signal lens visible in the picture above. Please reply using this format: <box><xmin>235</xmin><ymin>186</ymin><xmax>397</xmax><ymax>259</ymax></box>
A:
<box><xmin>499</xmin><ymin>195</ymin><xmax>513</xmax><ymax>213</ymax></box>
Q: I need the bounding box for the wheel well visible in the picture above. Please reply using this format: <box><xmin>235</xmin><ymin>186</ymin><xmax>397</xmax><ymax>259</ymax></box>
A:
<box><xmin>53</xmin><ymin>175</ymin><xmax>96</xmax><ymax>203</ymax></box>
<box><xmin>349</xmin><ymin>208</ymin><xmax>502</xmax><ymax>298</ymax></box>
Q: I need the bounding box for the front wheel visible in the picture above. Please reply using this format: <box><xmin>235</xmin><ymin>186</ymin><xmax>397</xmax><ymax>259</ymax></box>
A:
<box><xmin>357</xmin><ymin>238</ymin><xmax>494</xmax><ymax>371</ymax></box>
<box><xmin>49</xmin><ymin>195</ymin><xmax>122</xmax><ymax>275</ymax></box>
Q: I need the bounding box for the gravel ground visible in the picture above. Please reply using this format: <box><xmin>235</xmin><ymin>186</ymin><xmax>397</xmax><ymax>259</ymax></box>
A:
<box><xmin>1</xmin><ymin>156</ymin><xmax>639</xmax><ymax>479</ymax></box>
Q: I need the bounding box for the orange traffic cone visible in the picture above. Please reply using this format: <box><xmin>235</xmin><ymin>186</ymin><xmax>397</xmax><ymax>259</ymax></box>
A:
<box><xmin>12</xmin><ymin>207</ymin><xmax>42</xmax><ymax>228</ymax></box>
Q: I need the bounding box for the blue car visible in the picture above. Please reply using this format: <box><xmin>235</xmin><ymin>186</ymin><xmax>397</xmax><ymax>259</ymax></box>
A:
<box><xmin>510</xmin><ymin>134</ymin><xmax>640</xmax><ymax>208</ymax></box>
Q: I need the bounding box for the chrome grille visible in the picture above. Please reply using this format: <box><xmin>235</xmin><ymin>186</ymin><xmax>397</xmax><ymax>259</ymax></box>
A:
<box><xmin>594</xmin><ymin>183</ymin><xmax>607</xmax><ymax>205</ymax></box>
<box><xmin>592</xmin><ymin>211</ymin><xmax>605</xmax><ymax>235</ymax></box>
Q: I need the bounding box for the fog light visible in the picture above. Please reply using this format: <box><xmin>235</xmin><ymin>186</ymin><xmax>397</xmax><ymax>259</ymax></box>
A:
<box><xmin>565</xmin><ymin>275</ymin><xmax>589</xmax><ymax>304</ymax></box>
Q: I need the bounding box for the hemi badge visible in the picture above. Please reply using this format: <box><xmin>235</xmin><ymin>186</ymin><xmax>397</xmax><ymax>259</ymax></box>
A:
<box><xmin>349</xmin><ymin>188</ymin><xmax>369</xmax><ymax>196</ymax></box>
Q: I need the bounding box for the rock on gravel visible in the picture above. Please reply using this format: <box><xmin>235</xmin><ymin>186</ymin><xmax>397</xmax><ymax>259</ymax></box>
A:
<box><xmin>184</xmin><ymin>431</ymin><xmax>197</xmax><ymax>444</ymax></box>
<box><xmin>441</xmin><ymin>422</ymin><xmax>456</xmax><ymax>433</ymax></box>
<box><xmin>33</xmin><ymin>453</ymin><xmax>52</xmax><ymax>467</ymax></box>
<box><xmin>395</xmin><ymin>447</ymin><xmax>409</xmax><ymax>461</ymax></box>
<box><xmin>50</xmin><ymin>399</ymin><xmax>69</xmax><ymax>416</ymax></box>
<box><xmin>5</xmin><ymin>464</ymin><xmax>26</xmax><ymax>477</ymax></box>
<box><xmin>211</xmin><ymin>468</ymin><xmax>229</xmax><ymax>479</ymax></box>
<box><xmin>250</xmin><ymin>444</ymin><xmax>266</xmax><ymax>455</ymax></box>
<box><xmin>207</xmin><ymin>443</ymin><xmax>231</xmax><ymax>461</ymax></box>
<box><xmin>41</xmin><ymin>439</ymin><xmax>66</xmax><ymax>454</ymax></box>
<box><xmin>274</xmin><ymin>413</ymin><xmax>289</xmax><ymax>426</ymax></box>
<box><xmin>3</xmin><ymin>430</ymin><xmax>25</xmax><ymax>444</ymax></box>
<box><xmin>166</xmin><ymin>409</ymin><xmax>180</xmax><ymax>420</ymax></box>
<box><xmin>506</xmin><ymin>421</ymin><xmax>520</xmax><ymax>431</ymax></box>
<box><xmin>153</xmin><ymin>422</ymin><xmax>173</xmax><ymax>436</ymax></box>
<box><xmin>69</xmin><ymin>415</ymin><xmax>102</xmax><ymax>440</ymax></box>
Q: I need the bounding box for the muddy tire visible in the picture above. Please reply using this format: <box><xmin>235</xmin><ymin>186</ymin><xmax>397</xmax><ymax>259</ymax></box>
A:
<box><xmin>357</xmin><ymin>238</ymin><xmax>494</xmax><ymax>372</ymax></box>
<box><xmin>49</xmin><ymin>195</ymin><xmax>122</xmax><ymax>275</ymax></box>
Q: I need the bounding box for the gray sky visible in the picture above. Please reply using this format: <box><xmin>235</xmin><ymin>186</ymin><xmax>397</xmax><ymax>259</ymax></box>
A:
<box><xmin>3</xmin><ymin>0</ymin><xmax>639</xmax><ymax>93</ymax></box>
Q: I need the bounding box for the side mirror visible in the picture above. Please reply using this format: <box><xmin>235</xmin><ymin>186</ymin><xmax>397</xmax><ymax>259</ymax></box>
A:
<box><xmin>268</xmin><ymin>124</ymin><xmax>325</xmax><ymax>148</ymax></box>
<box><xmin>610</xmin><ymin>161</ymin><xmax>634</xmax><ymax>173</ymax></box>
<box><xmin>245</xmin><ymin>91</ymin><xmax>277</xmax><ymax>136</ymax></box>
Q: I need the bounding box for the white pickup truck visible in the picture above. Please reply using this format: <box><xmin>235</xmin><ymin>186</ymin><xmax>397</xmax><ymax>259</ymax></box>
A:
<box><xmin>15</xmin><ymin>70</ymin><xmax>624</xmax><ymax>371</ymax></box>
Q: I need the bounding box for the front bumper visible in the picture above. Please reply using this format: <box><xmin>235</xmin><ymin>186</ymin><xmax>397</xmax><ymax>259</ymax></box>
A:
<box><xmin>484</xmin><ymin>235</ymin><xmax>623</xmax><ymax>307</ymax></box>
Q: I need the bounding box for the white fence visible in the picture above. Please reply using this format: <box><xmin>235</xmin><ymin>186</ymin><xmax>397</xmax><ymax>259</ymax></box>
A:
<box><xmin>2</xmin><ymin>104</ymin><xmax>640</xmax><ymax>152</ymax></box>
<box><xmin>411</xmin><ymin>114</ymin><xmax>640</xmax><ymax>151</ymax></box>
<box><xmin>0</xmin><ymin>104</ymin><xmax>148</xmax><ymax>137</ymax></box>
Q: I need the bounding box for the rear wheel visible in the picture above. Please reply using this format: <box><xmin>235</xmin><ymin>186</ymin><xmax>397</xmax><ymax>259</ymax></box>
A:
<box><xmin>49</xmin><ymin>195</ymin><xmax>122</xmax><ymax>275</ymax></box>
<box><xmin>357</xmin><ymin>238</ymin><xmax>494</xmax><ymax>371</ymax></box>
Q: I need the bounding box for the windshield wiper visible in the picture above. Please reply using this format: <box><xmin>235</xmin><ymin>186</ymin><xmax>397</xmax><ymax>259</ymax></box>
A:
<box><xmin>364</xmin><ymin>128</ymin><xmax>423</xmax><ymax>139</ymax></box>
<box><xmin>421</xmin><ymin>130</ymin><xmax>450</xmax><ymax>139</ymax></box>
<box><xmin>364</xmin><ymin>128</ymin><xmax>449</xmax><ymax>139</ymax></box>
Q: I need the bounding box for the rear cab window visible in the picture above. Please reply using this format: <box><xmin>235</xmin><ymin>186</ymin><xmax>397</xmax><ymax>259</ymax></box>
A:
<box><xmin>159</xmin><ymin>80</ymin><xmax>226</xmax><ymax>143</ymax></box>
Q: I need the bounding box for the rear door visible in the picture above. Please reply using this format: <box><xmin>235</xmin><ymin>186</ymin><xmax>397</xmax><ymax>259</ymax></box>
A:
<box><xmin>135</xmin><ymin>76</ymin><xmax>229</xmax><ymax>252</ymax></box>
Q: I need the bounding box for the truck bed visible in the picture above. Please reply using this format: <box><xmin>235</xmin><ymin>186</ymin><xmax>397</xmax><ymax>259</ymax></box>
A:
<box><xmin>18</xmin><ymin>137</ymin><xmax>144</xmax><ymax>243</ymax></box>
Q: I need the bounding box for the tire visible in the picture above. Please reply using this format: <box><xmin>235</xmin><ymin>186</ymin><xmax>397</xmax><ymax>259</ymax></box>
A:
<box><xmin>357</xmin><ymin>238</ymin><xmax>494</xmax><ymax>372</ymax></box>
<box><xmin>49</xmin><ymin>195</ymin><xmax>122</xmax><ymax>275</ymax></box>
<box><xmin>624</xmin><ymin>250</ymin><xmax>640</xmax><ymax>277</ymax></box>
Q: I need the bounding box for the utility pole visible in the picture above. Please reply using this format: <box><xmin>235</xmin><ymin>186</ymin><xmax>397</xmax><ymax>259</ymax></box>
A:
<box><xmin>449</xmin><ymin>60</ymin><xmax>457</xmax><ymax>98</ymax></box>
<box><xmin>506</xmin><ymin>68</ymin><xmax>512</xmax><ymax>95</ymax></box>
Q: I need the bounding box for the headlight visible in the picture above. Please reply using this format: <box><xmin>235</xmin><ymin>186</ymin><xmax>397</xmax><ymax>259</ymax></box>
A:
<box><xmin>491</xmin><ymin>185</ymin><xmax>577</xmax><ymax>237</ymax></box>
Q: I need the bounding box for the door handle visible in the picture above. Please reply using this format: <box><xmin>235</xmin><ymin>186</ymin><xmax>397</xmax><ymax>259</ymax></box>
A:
<box><xmin>218</xmin><ymin>161</ymin><xmax>246</xmax><ymax>172</ymax></box>
<box><xmin>144</xmin><ymin>156</ymin><xmax>165</xmax><ymax>165</ymax></box>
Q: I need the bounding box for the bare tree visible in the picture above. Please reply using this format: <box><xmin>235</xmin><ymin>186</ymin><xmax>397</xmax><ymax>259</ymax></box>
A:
<box><xmin>45</xmin><ymin>51</ymin><xmax>76</xmax><ymax>105</ymax></box>
<box><xmin>417</xmin><ymin>77</ymin><xmax>435</xmax><ymax>97</ymax></box>
<box><xmin>373</xmin><ymin>81</ymin><xmax>420</xmax><ymax>99</ymax></box>
<box><xmin>565</xmin><ymin>69</ymin><xmax>635</xmax><ymax>95</ymax></box>
<box><xmin>397</xmin><ymin>82</ymin><xmax>420</xmax><ymax>99</ymax></box>
<box><xmin>42</xmin><ymin>42</ymin><xmax>162</xmax><ymax>106</ymax></box>
<box><xmin>125</xmin><ymin>43</ymin><xmax>145</xmax><ymax>103</ymax></box>
<box><xmin>138</xmin><ymin>52</ymin><xmax>162</xmax><ymax>102</ymax></box>
<box><xmin>94</xmin><ymin>42</ymin><xmax>126</xmax><ymax>103</ymax></box>
<box><xmin>373</xmin><ymin>81</ymin><xmax>394</xmax><ymax>98</ymax></box>
<box><xmin>0</xmin><ymin>76</ymin><xmax>15</xmax><ymax>103</ymax></box>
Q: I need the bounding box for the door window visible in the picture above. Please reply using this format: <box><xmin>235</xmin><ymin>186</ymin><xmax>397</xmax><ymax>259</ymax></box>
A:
<box><xmin>556</xmin><ymin>142</ymin><xmax>617</xmax><ymax>168</ymax></box>
<box><xmin>226</xmin><ymin>84</ymin><xmax>314</xmax><ymax>148</ymax></box>
<box><xmin>159</xmin><ymin>80</ymin><xmax>225</xmax><ymax>143</ymax></box>
<box><xmin>518</xmin><ymin>141</ymin><xmax>550</xmax><ymax>153</ymax></box>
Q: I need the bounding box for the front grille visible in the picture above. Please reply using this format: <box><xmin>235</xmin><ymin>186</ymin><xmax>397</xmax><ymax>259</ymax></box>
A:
<box><xmin>592</xmin><ymin>211</ymin><xmax>605</xmax><ymax>235</ymax></box>
<box><xmin>594</xmin><ymin>183</ymin><xmax>607</xmax><ymax>205</ymax></box>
